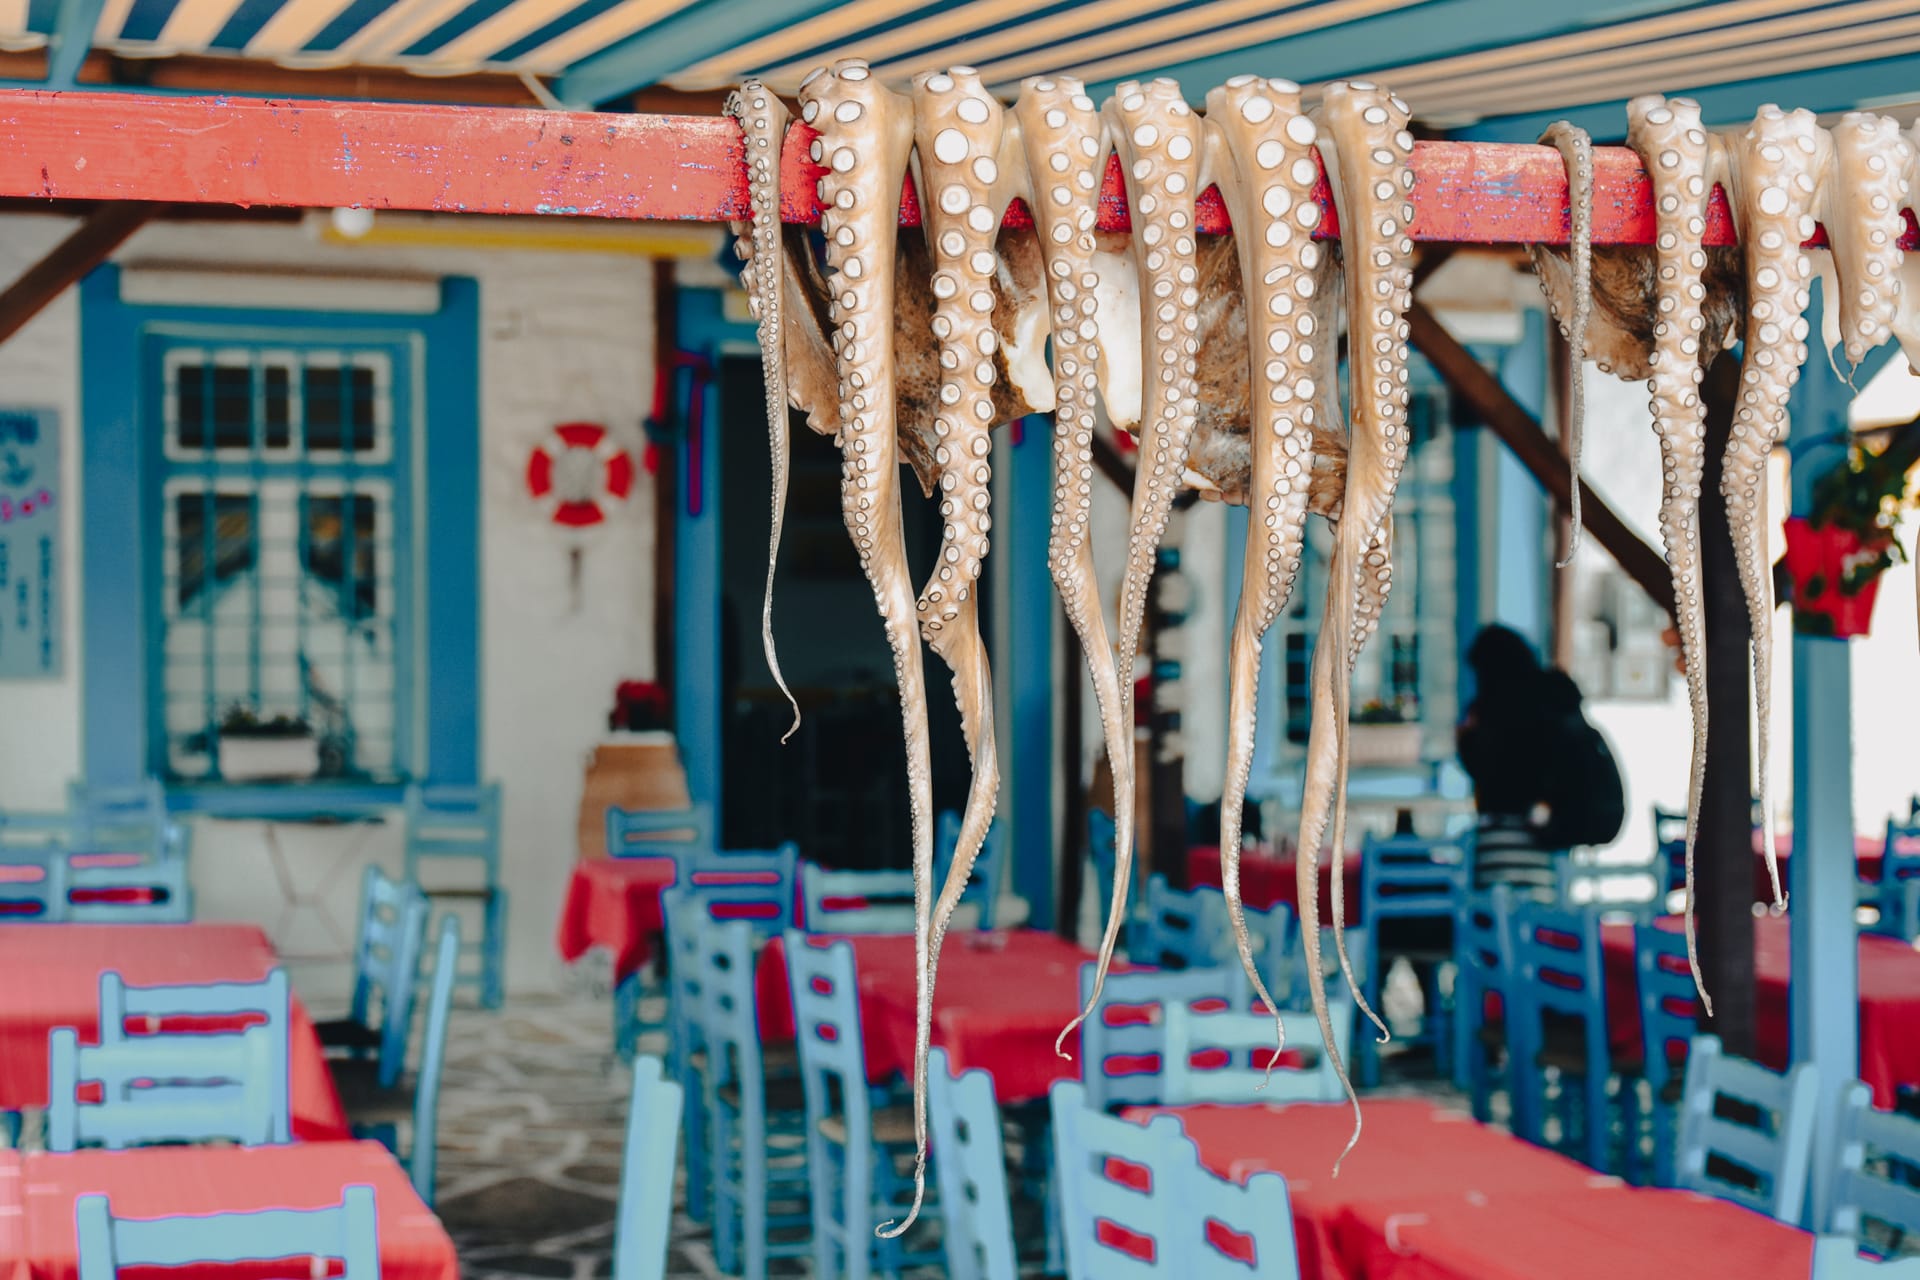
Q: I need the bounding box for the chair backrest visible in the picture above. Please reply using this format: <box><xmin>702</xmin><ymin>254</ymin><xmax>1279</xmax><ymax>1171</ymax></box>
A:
<box><xmin>76</xmin><ymin>1184</ymin><xmax>381</xmax><ymax>1280</ymax></box>
<box><xmin>800</xmin><ymin>863</ymin><xmax>917</xmax><ymax>934</ymax></box>
<box><xmin>1813</xmin><ymin>1237</ymin><xmax>1920</xmax><ymax>1277</ymax></box>
<box><xmin>1828</xmin><ymin>1082</ymin><xmax>1920</xmax><ymax>1249</ymax></box>
<box><xmin>694</xmin><ymin>918</ymin><xmax>770</xmax><ymax>1127</ymax></box>
<box><xmin>784</xmin><ymin>931</ymin><xmax>873</xmax><ymax>1146</ymax></box>
<box><xmin>1510</xmin><ymin>898</ymin><xmax>1606</xmax><ymax>1025</ymax></box>
<box><xmin>1161</xmin><ymin>1000</ymin><xmax>1351</xmax><ymax>1104</ymax></box>
<box><xmin>0</xmin><ymin>807</ymin><xmax>74</xmax><ymax>863</ymax></box>
<box><xmin>927</xmin><ymin>1047</ymin><xmax>1017</xmax><ymax>1280</ymax></box>
<box><xmin>606</xmin><ymin>802</ymin><xmax>713</xmax><ymax>858</ymax></box>
<box><xmin>1674</xmin><ymin>1034</ymin><xmax>1819</xmax><ymax>1221</ymax></box>
<box><xmin>1634</xmin><ymin>923</ymin><xmax>1704</xmax><ymax>1100</ymax></box>
<box><xmin>1136</xmin><ymin>875</ymin><xmax>1230</xmax><ymax>970</ymax></box>
<box><xmin>935</xmin><ymin>808</ymin><xmax>1009</xmax><ymax>930</ymax></box>
<box><xmin>64</xmin><ymin>857</ymin><xmax>192</xmax><ymax>923</ymax></box>
<box><xmin>68</xmin><ymin>778</ymin><xmax>179</xmax><ymax>863</ymax></box>
<box><xmin>404</xmin><ymin>782</ymin><xmax>500</xmax><ymax>861</ymax></box>
<box><xmin>98</xmin><ymin>968</ymin><xmax>291</xmax><ymax>1143</ymax></box>
<box><xmin>48</xmin><ymin>1022</ymin><xmax>279</xmax><ymax>1151</ymax></box>
<box><xmin>1077</xmin><ymin>964</ymin><xmax>1247</xmax><ymax>1110</ymax></box>
<box><xmin>1883</xmin><ymin>818</ymin><xmax>1920</xmax><ymax>884</ymax></box>
<box><xmin>1051</xmin><ymin>1079</ymin><xmax>1301</xmax><ymax>1279</ymax></box>
<box><xmin>347</xmin><ymin>865</ymin><xmax>432</xmax><ymax>1088</ymax></box>
<box><xmin>0</xmin><ymin>850</ymin><xmax>66</xmax><ymax>919</ymax></box>
<box><xmin>1360</xmin><ymin>831</ymin><xmax>1466</xmax><ymax>922</ymax></box>
<box><xmin>659</xmin><ymin>889</ymin><xmax>710</xmax><ymax>1082</ymax></box>
<box><xmin>1451</xmin><ymin>886</ymin><xmax>1514</xmax><ymax>1088</ymax></box>
<box><xmin>1654</xmin><ymin>804</ymin><xmax>1689</xmax><ymax>893</ymax></box>
<box><xmin>409</xmin><ymin>915</ymin><xmax>462</xmax><ymax>1205</ymax></box>
<box><xmin>679</xmin><ymin>844</ymin><xmax>800</xmax><ymax>933</ymax></box>
<box><xmin>614</xmin><ymin>1055</ymin><xmax>684</xmax><ymax>1280</ymax></box>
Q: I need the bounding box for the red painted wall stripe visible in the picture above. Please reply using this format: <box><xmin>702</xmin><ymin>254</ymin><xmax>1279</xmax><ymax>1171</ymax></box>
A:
<box><xmin>0</xmin><ymin>90</ymin><xmax>1910</xmax><ymax>248</ymax></box>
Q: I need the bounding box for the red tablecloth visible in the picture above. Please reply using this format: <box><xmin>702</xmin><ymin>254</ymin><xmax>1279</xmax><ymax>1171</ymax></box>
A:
<box><xmin>1751</xmin><ymin>831</ymin><xmax>1892</xmax><ymax>898</ymax></box>
<box><xmin>0</xmin><ymin>1152</ymin><xmax>23</xmax><ymax>1280</ymax></box>
<box><xmin>1601</xmin><ymin>913</ymin><xmax>1920</xmax><ymax>1107</ymax></box>
<box><xmin>16</xmin><ymin>1141</ymin><xmax>456</xmax><ymax>1280</ymax></box>
<box><xmin>554</xmin><ymin>856</ymin><xmax>677</xmax><ymax>978</ymax></box>
<box><xmin>756</xmin><ymin>930</ymin><xmax>1100</xmax><ymax>1104</ymax></box>
<box><xmin>1187</xmin><ymin>846</ymin><xmax>1360</xmax><ymax>926</ymax></box>
<box><xmin>1121</xmin><ymin>1099</ymin><xmax>1604</xmax><ymax>1280</ymax></box>
<box><xmin>1339</xmin><ymin>1183</ymin><xmax>1812</xmax><ymax>1280</ymax></box>
<box><xmin>0</xmin><ymin>924</ymin><xmax>349</xmax><ymax>1140</ymax></box>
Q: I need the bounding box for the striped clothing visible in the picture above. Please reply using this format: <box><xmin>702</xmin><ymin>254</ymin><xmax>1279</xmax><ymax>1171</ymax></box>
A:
<box><xmin>1471</xmin><ymin>813</ymin><xmax>1560</xmax><ymax>893</ymax></box>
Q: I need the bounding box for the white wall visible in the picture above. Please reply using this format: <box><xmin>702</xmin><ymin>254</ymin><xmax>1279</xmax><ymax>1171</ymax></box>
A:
<box><xmin>0</xmin><ymin>213</ymin><xmax>664</xmax><ymax>998</ymax></box>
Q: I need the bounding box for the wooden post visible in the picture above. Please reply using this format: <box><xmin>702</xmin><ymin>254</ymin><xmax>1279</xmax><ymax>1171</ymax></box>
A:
<box><xmin>0</xmin><ymin>201</ymin><xmax>157</xmax><ymax>348</ymax></box>
<box><xmin>1696</xmin><ymin>354</ymin><xmax>1757</xmax><ymax>1060</ymax></box>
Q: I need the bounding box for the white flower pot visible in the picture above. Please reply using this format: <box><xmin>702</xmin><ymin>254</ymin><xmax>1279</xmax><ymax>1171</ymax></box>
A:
<box><xmin>220</xmin><ymin>734</ymin><xmax>320</xmax><ymax>782</ymax></box>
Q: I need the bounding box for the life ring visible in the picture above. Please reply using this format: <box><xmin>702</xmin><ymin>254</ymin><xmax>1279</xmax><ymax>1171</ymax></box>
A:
<box><xmin>525</xmin><ymin>422</ymin><xmax>634</xmax><ymax>528</ymax></box>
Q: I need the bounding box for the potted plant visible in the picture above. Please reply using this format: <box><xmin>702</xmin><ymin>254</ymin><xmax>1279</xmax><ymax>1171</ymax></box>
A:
<box><xmin>215</xmin><ymin>704</ymin><xmax>319</xmax><ymax>782</ymax></box>
<box><xmin>1348</xmin><ymin>696</ymin><xmax>1424</xmax><ymax>766</ymax></box>
<box><xmin>1784</xmin><ymin>438</ymin><xmax>1915</xmax><ymax>639</ymax></box>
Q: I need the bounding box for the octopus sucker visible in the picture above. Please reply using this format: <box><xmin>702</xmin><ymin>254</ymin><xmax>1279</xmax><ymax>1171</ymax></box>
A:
<box><xmin>1821</xmin><ymin>113</ymin><xmax>1912</xmax><ymax>377</ymax></box>
<box><xmin>1103</xmin><ymin>78</ymin><xmax>1207</xmax><ymax>727</ymax></box>
<box><xmin>1531</xmin><ymin>121</ymin><xmax>1594</xmax><ymax>569</ymax></box>
<box><xmin>1005</xmin><ymin>78</ymin><xmax>1139</xmax><ymax>1062</ymax></box>
<box><xmin>1624</xmin><ymin>94</ymin><xmax>1721</xmax><ymax>1010</ymax></box>
<box><xmin>799</xmin><ymin>60</ymin><xmax>939</xmax><ymax>1235</ymax></box>
<box><xmin>1201</xmin><ymin>74</ymin><xmax>1322</xmax><ymax>1075</ymax></box>
<box><xmin>1719</xmin><ymin>105</ymin><xmax>1831</xmax><ymax>916</ymax></box>
<box><xmin>905</xmin><ymin>66</ymin><xmax>1014</xmax><ymax>1149</ymax></box>
<box><xmin>726</xmin><ymin>81</ymin><xmax>806</xmax><ymax>742</ymax></box>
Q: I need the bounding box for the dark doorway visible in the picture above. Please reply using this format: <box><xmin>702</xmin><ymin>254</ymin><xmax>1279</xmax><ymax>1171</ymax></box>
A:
<box><xmin>715</xmin><ymin>354</ymin><xmax>980</xmax><ymax>869</ymax></box>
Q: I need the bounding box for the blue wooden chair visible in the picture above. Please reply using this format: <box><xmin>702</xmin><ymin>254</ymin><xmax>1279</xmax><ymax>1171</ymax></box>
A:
<box><xmin>1162</xmin><ymin>999</ymin><xmax>1352</xmax><ymax>1104</ymax></box>
<box><xmin>1827</xmin><ymin>1082</ymin><xmax>1920</xmax><ymax>1255</ymax></box>
<box><xmin>48</xmin><ymin>1021</ymin><xmax>279</xmax><ymax>1151</ymax></box>
<box><xmin>316</xmin><ymin>865</ymin><xmax>431</xmax><ymax>1090</ymax></box>
<box><xmin>76</xmin><ymin>1184</ymin><xmax>381</xmax><ymax>1280</ymax></box>
<box><xmin>606</xmin><ymin>802</ymin><xmax>713</xmax><ymax>857</ymax></box>
<box><xmin>927</xmin><ymin>1048</ymin><xmax>1017</xmax><ymax>1280</ymax></box>
<box><xmin>1673</xmin><ymin>1034</ymin><xmax>1818</xmax><ymax>1222</ymax></box>
<box><xmin>1814</xmin><ymin>1238</ymin><xmax>1920</xmax><ymax>1277</ymax></box>
<box><xmin>677</xmin><ymin>844</ymin><xmax>800</xmax><ymax>930</ymax></box>
<box><xmin>660</xmin><ymin>888</ymin><xmax>715</xmax><ymax>1222</ymax></box>
<box><xmin>1508</xmin><ymin>898</ymin><xmax>1622</xmax><ymax>1170</ymax></box>
<box><xmin>785</xmin><ymin>930</ymin><xmax>938</xmax><ymax>1280</ymax></box>
<box><xmin>69</xmin><ymin>777</ymin><xmax>184</xmax><ymax>863</ymax></box>
<box><xmin>1653</xmin><ymin>804</ymin><xmax>1689</xmax><ymax>896</ymax></box>
<box><xmin>1050</xmin><ymin>1078</ymin><xmax>1301</xmax><ymax>1280</ymax></box>
<box><xmin>1635</xmin><ymin>922</ymin><xmax>1704</xmax><ymax>1184</ymax></box>
<box><xmin>615</xmin><ymin>1055</ymin><xmax>684</xmax><ymax>1280</ymax></box>
<box><xmin>331</xmin><ymin>916</ymin><xmax>461</xmax><ymax>1205</ymax></box>
<box><xmin>698</xmin><ymin>918</ymin><xmax>811</xmax><ymax>1280</ymax></box>
<box><xmin>1356</xmin><ymin>831</ymin><xmax>1466</xmax><ymax>1087</ymax></box>
<box><xmin>403</xmin><ymin>781</ymin><xmax>505</xmax><ymax>1008</ymax></box>
<box><xmin>0</xmin><ymin>850</ymin><xmax>66</xmax><ymax>919</ymax></box>
<box><xmin>64</xmin><ymin>857</ymin><xmax>192</xmax><ymax>922</ymax></box>
<box><xmin>1135</xmin><ymin>875</ymin><xmax>1229</xmax><ymax>970</ymax></box>
<box><xmin>801</xmin><ymin>863</ymin><xmax>917</xmax><ymax>934</ymax></box>
<box><xmin>1875</xmin><ymin>817</ymin><xmax>1920</xmax><ymax>941</ymax></box>
<box><xmin>1451</xmin><ymin>886</ymin><xmax>1516</xmax><ymax>1116</ymax></box>
<box><xmin>1077</xmin><ymin>964</ymin><xmax>1248</xmax><ymax>1111</ymax></box>
<box><xmin>935</xmin><ymin>808</ymin><xmax>1009</xmax><ymax>930</ymax></box>
<box><xmin>97</xmin><ymin>968</ymin><xmax>291</xmax><ymax>1143</ymax></box>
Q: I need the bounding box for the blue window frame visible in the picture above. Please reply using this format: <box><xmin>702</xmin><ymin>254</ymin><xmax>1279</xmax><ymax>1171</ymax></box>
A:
<box><xmin>79</xmin><ymin>267</ymin><xmax>480</xmax><ymax>805</ymax></box>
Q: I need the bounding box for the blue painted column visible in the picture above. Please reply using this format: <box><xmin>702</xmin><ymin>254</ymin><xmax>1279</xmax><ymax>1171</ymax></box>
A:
<box><xmin>1492</xmin><ymin>311</ymin><xmax>1551</xmax><ymax>651</ymax></box>
<box><xmin>671</xmin><ymin>289</ymin><xmax>729</xmax><ymax>820</ymax></box>
<box><xmin>1006</xmin><ymin>416</ymin><xmax>1055</xmax><ymax>926</ymax></box>
<box><xmin>1786</xmin><ymin>297</ymin><xmax>1858</xmax><ymax>1231</ymax></box>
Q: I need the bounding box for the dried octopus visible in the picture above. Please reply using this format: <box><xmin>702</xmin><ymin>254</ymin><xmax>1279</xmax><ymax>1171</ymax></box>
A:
<box><xmin>728</xmin><ymin>64</ymin><xmax>1920</xmax><ymax>1234</ymax></box>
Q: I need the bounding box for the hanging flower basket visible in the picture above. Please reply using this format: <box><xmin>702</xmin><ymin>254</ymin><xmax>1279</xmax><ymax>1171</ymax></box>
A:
<box><xmin>1783</xmin><ymin>517</ymin><xmax>1887</xmax><ymax>639</ymax></box>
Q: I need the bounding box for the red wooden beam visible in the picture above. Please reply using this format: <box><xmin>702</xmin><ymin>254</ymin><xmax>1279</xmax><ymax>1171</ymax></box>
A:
<box><xmin>0</xmin><ymin>89</ymin><xmax>1912</xmax><ymax>249</ymax></box>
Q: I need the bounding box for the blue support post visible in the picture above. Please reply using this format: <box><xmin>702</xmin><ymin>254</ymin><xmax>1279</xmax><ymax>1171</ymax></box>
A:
<box><xmin>1493</xmin><ymin>311</ymin><xmax>1550</xmax><ymax>650</ymax></box>
<box><xmin>1006</xmin><ymin>417</ymin><xmax>1055</xmax><ymax>926</ymax></box>
<box><xmin>1786</xmin><ymin>297</ymin><xmax>1859</xmax><ymax>1232</ymax></box>
<box><xmin>671</xmin><ymin>289</ymin><xmax>733</xmax><ymax>823</ymax></box>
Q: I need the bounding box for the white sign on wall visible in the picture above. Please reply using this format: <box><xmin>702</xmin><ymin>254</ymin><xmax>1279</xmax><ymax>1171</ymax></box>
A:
<box><xmin>0</xmin><ymin>406</ymin><xmax>61</xmax><ymax>679</ymax></box>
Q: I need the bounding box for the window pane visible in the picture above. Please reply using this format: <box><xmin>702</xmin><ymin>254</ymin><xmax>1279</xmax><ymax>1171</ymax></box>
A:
<box><xmin>302</xmin><ymin>493</ymin><xmax>378</xmax><ymax>621</ymax></box>
<box><xmin>264</xmin><ymin>366</ymin><xmax>291</xmax><ymax>449</ymax></box>
<box><xmin>176</xmin><ymin>364</ymin><xmax>256</xmax><ymax>451</ymax></box>
<box><xmin>304</xmin><ymin>366</ymin><xmax>377</xmax><ymax>453</ymax></box>
<box><xmin>175</xmin><ymin>492</ymin><xmax>256</xmax><ymax>611</ymax></box>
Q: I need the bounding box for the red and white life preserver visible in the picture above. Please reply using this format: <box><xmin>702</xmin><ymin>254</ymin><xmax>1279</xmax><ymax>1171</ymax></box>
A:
<box><xmin>525</xmin><ymin>422</ymin><xmax>634</xmax><ymax>529</ymax></box>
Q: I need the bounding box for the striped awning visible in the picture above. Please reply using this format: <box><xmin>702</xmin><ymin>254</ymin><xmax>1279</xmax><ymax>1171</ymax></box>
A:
<box><xmin>0</xmin><ymin>0</ymin><xmax>1915</xmax><ymax>138</ymax></box>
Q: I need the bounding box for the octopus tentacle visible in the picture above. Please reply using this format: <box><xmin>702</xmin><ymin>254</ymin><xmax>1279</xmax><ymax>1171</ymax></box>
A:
<box><xmin>1820</xmin><ymin>113</ymin><xmax>1911</xmax><ymax>373</ymax></box>
<box><xmin>1625</xmin><ymin>95</ymin><xmax>1720</xmax><ymax>1010</ymax></box>
<box><xmin>1721</xmin><ymin>106</ymin><xmax>1830</xmax><ymax>915</ymax></box>
<box><xmin>1202</xmin><ymin>73</ymin><xmax>1323</xmax><ymax>1066</ymax></box>
<box><xmin>1532</xmin><ymin>122</ymin><xmax>1594</xmax><ymax>569</ymax></box>
<box><xmin>725</xmin><ymin>81</ymin><xmax>805</xmax><ymax>742</ymax></box>
<box><xmin>1307</xmin><ymin>81</ymin><xmax>1415</xmax><ymax>1066</ymax></box>
<box><xmin>798</xmin><ymin>60</ymin><xmax>938</xmax><ymax>1234</ymax></box>
<box><xmin>1104</xmin><ymin>79</ymin><xmax>1206</xmax><ymax>709</ymax></box>
<box><xmin>906</xmin><ymin>66</ymin><xmax>1015</xmax><ymax>1114</ymax></box>
<box><xmin>1005</xmin><ymin>78</ymin><xmax>1139</xmax><ymax>1060</ymax></box>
